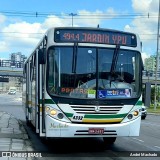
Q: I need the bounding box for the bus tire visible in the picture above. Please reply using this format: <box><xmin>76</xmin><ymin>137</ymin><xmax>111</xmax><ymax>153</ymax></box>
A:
<box><xmin>103</xmin><ymin>137</ymin><xmax>116</xmax><ymax>145</ymax></box>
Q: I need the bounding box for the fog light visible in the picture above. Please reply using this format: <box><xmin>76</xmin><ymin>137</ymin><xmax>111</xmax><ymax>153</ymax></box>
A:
<box><xmin>50</xmin><ymin>110</ymin><xmax>57</xmax><ymax>115</ymax></box>
<box><xmin>57</xmin><ymin>113</ymin><xmax>64</xmax><ymax>119</ymax></box>
<box><xmin>127</xmin><ymin>114</ymin><xmax>133</xmax><ymax>119</ymax></box>
<box><xmin>133</xmin><ymin>111</ymin><xmax>139</xmax><ymax>116</ymax></box>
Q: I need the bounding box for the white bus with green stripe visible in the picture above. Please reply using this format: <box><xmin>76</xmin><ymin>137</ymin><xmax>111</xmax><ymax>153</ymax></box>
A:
<box><xmin>23</xmin><ymin>27</ymin><xmax>143</xmax><ymax>144</ymax></box>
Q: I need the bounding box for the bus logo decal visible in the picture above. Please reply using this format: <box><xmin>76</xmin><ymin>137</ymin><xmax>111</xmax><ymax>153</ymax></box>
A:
<box><xmin>95</xmin><ymin>106</ymin><xmax>100</xmax><ymax>113</ymax></box>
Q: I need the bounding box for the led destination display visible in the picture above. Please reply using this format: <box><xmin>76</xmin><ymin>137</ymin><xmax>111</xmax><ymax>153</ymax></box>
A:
<box><xmin>54</xmin><ymin>28</ymin><xmax>137</xmax><ymax>47</ymax></box>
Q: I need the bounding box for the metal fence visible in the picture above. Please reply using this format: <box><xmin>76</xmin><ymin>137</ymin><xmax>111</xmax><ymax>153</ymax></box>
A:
<box><xmin>142</xmin><ymin>70</ymin><xmax>160</xmax><ymax>78</ymax></box>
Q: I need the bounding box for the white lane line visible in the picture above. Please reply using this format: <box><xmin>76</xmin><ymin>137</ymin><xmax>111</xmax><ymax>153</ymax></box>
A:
<box><xmin>132</xmin><ymin>137</ymin><xmax>144</xmax><ymax>142</ymax></box>
<box><xmin>154</xmin><ymin>146</ymin><xmax>160</xmax><ymax>149</ymax></box>
<box><xmin>142</xmin><ymin>121</ymin><xmax>160</xmax><ymax>127</ymax></box>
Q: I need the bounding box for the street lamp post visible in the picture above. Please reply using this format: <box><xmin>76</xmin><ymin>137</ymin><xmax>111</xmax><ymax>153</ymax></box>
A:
<box><xmin>69</xmin><ymin>13</ymin><xmax>77</xmax><ymax>27</ymax></box>
<box><xmin>154</xmin><ymin>0</ymin><xmax>160</xmax><ymax>110</ymax></box>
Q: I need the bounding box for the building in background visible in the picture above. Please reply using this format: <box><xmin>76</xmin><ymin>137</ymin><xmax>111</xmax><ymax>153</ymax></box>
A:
<box><xmin>10</xmin><ymin>52</ymin><xmax>27</xmax><ymax>68</ymax></box>
<box><xmin>0</xmin><ymin>52</ymin><xmax>27</xmax><ymax>93</ymax></box>
<box><xmin>0</xmin><ymin>52</ymin><xmax>27</xmax><ymax>68</ymax></box>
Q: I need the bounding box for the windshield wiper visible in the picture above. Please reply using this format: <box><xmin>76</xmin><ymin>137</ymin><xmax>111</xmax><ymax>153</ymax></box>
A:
<box><xmin>72</xmin><ymin>43</ymin><xmax>78</xmax><ymax>88</ymax></box>
<box><xmin>110</xmin><ymin>45</ymin><xmax>120</xmax><ymax>75</ymax></box>
<box><xmin>109</xmin><ymin>45</ymin><xmax>120</xmax><ymax>86</ymax></box>
<box><xmin>72</xmin><ymin>43</ymin><xmax>78</xmax><ymax>73</ymax></box>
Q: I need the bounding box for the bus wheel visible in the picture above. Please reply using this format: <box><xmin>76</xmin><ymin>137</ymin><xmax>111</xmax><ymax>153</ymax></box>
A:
<box><xmin>103</xmin><ymin>137</ymin><xmax>116</xmax><ymax>145</ymax></box>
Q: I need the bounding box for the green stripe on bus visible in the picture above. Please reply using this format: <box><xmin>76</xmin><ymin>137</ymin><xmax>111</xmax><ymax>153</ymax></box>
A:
<box><xmin>65</xmin><ymin>112</ymin><xmax>127</xmax><ymax>119</ymax></box>
<box><xmin>65</xmin><ymin>113</ymin><xmax>73</xmax><ymax>118</ymax></box>
<box><xmin>136</xmin><ymin>101</ymin><xmax>142</xmax><ymax>105</ymax></box>
<box><xmin>45</xmin><ymin>99</ymin><xmax>55</xmax><ymax>104</ymax></box>
<box><xmin>40</xmin><ymin>99</ymin><xmax>55</xmax><ymax>104</ymax></box>
<box><xmin>84</xmin><ymin>113</ymin><xmax>127</xmax><ymax>119</ymax></box>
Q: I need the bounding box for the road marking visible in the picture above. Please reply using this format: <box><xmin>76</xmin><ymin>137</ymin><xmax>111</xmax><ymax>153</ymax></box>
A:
<box><xmin>141</xmin><ymin>121</ymin><xmax>160</xmax><ymax>127</ymax></box>
<box><xmin>132</xmin><ymin>137</ymin><xmax>144</xmax><ymax>142</ymax></box>
<box><xmin>154</xmin><ymin>146</ymin><xmax>160</xmax><ymax>149</ymax></box>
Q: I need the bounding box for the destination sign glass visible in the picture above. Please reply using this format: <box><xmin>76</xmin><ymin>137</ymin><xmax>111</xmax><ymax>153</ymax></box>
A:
<box><xmin>54</xmin><ymin>28</ymin><xmax>137</xmax><ymax>47</ymax></box>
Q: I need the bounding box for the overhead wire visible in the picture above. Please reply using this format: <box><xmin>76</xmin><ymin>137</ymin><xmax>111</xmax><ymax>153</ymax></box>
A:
<box><xmin>0</xmin><ymin>10</ymin><xmax>159</xmax><ymax>19</ymax></box>
<box><xmin>0</xmin><ymin>10</ymin><xmax>159</xmax><ymax>40</ymax></box>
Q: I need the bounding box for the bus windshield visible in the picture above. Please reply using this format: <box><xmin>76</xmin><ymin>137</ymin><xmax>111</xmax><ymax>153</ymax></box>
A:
<box><xmin>47</xmin><ymin>46</ymin><xmax>141</xmax><ymax>99</ymax></box>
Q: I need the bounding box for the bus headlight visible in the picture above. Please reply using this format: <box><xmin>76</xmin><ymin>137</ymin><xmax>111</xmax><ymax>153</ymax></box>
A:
<box><xmin>127</xmin><ymin>110</ymin><xmax>139</xmax><ymax>119</ymax></box>
<box><xmin>45</xmin><ymin>106</ymin><xmax>70</xmax><ymax>122</ymax></box>
<box><xmin>50</xmin><ymin>109</ymin><xmax>57</xmax><ymax>116</ymax></box>
<box><xmin>122</xmin><ymin>109</ymin><xmax>140</xmax><ymax>122</ymax></box>
<box><xmin>133</xmin><ymin>111</ymin><xmax>139</xmax><ymax>116</ymax></box>
<box><xmin>126</xmin><ymin>110</ymin><xmax>139</xmax><ymax>120</ymax></box>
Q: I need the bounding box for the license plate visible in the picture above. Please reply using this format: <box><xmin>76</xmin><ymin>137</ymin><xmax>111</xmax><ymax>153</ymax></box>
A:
<box><xmin>88</xmin><ymin>128</ymin><xmax>104</xmax><ymax>134</ymax></box>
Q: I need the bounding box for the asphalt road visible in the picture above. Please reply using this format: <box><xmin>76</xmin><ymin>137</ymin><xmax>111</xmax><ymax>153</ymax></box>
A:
<box><xmin>0</xmin><ymin>92</ymin><xmax>25</xmax><ymax>120</ymax></box>
<box><xmin>0</xmin><ymin>93</ymin><xmax>160</xmax><ymax>160</ymax></box>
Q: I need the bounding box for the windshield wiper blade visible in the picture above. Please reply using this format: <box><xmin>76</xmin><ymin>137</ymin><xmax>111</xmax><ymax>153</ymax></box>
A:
<box><xmin>109</xmin><ymin>45</ymin><xmax>120</xmax><ymax>87</ymax></box>
<box><xmin>72</xmin><ymin>43</ymin><xmax>78</xmax><ymax>73</ymax></box>
<box><xmin>110</xmin><ymin>45</ymin><xmax>120</xmax><ymax>76</ymax></box>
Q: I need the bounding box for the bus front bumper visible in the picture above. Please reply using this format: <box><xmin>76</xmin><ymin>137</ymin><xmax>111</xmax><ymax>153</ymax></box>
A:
<box><xmin>45</xmin><ymin>115</ymin><xmax>141</xmax><ymax>138</ymax></box>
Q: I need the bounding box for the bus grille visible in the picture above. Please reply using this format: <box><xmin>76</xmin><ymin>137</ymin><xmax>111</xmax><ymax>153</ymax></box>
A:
<box><xmin>70</xmin><ymin>105</ymin><xmax>122</xmax><ymax>114</ymax></box>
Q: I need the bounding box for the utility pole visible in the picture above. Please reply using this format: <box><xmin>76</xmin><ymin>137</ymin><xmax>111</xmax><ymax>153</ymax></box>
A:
<box><xmin>69</xmin><ymin>13</ymin><xmax>77</xmax><ymax>27</ymax></box>
<box><xmin>154</xmin><ymin>0</ymin><xmax>160</xmax><ymax>110</ymax></box>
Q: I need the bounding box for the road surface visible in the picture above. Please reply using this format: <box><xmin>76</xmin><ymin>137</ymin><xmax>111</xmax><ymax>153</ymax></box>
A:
<box><xmin>0</xmin><ymin>93</ymin><xmax>160</xmax><ymax>160</ymax></box>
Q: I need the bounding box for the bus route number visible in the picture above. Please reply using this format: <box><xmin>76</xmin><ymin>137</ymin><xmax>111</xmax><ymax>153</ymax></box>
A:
<box><xmin>63</xmin><ymin>33</ymin><xmax>80</xmax><ymax>41</ymax></box>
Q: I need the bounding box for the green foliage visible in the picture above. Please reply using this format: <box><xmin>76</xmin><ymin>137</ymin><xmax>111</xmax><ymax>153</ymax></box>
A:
<box><xmin>147</xmin><ymin>104</ymin><xmax>160</xmax><ymax>114</ymax></box>
<box><xmin>142</xmin><ymin>85</ymin><xmax>160</xmax><ymax>104</ymax></box>
<box><xmin>150</xmin><ymin>86</ymin><xmax>160</xmax><ymax>103</ymax></box>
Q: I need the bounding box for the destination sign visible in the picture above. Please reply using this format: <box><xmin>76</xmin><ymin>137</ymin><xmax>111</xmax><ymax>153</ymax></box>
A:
<box><xmin>54</xmin><ymin>28</ymin><xmax>137</xmax><ymax>47</ymax></box>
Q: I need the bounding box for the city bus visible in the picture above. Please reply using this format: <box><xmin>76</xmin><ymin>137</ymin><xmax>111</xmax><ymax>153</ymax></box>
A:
<box><xmin>23</xmin><ymin>27</ymin><xmax>143</xmax><ymax>144</ymax></box>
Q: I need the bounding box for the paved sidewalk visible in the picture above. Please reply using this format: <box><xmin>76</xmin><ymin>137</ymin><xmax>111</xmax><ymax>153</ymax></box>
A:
<box><xmin>0</xmin><ymin>111</ymin><xmax>34</xmax><ymax>160</ymax></box>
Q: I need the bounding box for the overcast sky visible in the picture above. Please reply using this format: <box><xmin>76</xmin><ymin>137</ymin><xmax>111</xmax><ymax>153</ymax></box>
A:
<box><xmin>0</xmin><ymin>0</ymin><xmax>159</xmax><ymax>61</ymax></box>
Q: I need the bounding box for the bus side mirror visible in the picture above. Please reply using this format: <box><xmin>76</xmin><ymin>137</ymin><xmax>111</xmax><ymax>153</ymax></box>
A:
<box><xmin>38</xmin><ymin>49</ymin><xmax>46</xmax><ymax>64</ymax></box>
